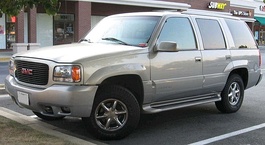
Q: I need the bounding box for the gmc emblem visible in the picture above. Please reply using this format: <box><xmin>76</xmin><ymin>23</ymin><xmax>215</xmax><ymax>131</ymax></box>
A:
<box><xmin>21</xmin><ymin>68</ymin><xmax>33</xmax><ymax>75</ymax></box>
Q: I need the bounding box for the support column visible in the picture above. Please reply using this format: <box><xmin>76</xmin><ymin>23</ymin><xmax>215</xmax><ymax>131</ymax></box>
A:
<box><xmin>28</xmin><ymin>7</ymin><xmax>37</xmax><ymax>43</ymax></box>
<box><xmin>15</xmin><ymin>11</ymin><xmax>24</xmax><ymax>43</ymax></box>
<box><xmin>75</xmin><ymin>2</ymin><xmax>91</xmax><ymax>42</ymax></box>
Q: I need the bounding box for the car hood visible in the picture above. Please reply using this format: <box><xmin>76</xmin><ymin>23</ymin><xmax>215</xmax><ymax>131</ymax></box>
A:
<box><xmin>13</xmin><ymin>43</ymin><xmax>146</xmax><ymax>62</ymax></box>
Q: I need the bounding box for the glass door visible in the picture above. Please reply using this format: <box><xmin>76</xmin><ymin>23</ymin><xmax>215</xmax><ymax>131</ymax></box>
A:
<box><xmin>54</xmin><ymin>14</ymin><xmax>74</xmax><ymax>45</ymax></box>
<box><xmin>6</xmin><ymin>16</ymin><xmax>16</xmax><ymax>49</ymax></box>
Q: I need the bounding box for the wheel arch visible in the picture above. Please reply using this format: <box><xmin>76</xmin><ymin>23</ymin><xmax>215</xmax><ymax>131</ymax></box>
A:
<box><xmin>96</xmin><ymin>75</ymin><xmax>144</xmax><ymax>108</ymax></box>
<box><xmin>228</xmin><ymin>68</ymin><xmax>248</xmax><ymax>89</ymax></box>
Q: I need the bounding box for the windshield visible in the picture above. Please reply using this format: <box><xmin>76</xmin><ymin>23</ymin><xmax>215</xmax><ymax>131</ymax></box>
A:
<box><xmin>85</xmin><ymin>16</ymin><xmax>161</xmax><ymax>47</ymax></box>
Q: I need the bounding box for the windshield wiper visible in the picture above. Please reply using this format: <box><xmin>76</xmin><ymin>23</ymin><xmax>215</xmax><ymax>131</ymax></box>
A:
<box><xmin>79</xmin><ymin>38</ymin><xmax>91</xmax><ymax>43</ymax></box>
<box><xmin>102</xmin><ymin>37</ymin><xmax>129</xmax><ymax>45</ymax></box>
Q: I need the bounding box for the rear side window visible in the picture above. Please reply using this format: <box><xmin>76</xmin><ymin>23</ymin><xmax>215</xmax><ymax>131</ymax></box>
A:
<box><xmin>157</xmin><ymin>17</ymin><xmax>197</xmax><ymax>50</ymax></box>
<box><xmin>225</xmin><ymin>19</ymin><xmax>256</xmax><ymax>49</ymax></box>
<box><xmin>196</xmin><ymin>19</ymin><xmax>226</xmax><ymax>50</ymax></box>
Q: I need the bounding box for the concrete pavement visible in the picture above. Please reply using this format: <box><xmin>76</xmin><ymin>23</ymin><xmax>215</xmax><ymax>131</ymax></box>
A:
<box><xmin>0</xmin><ymin>105</ymin><xmax>104</xmax><ymax>145</ymax></box>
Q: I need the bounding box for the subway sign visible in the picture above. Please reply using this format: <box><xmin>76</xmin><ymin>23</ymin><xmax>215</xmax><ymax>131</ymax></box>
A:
<box><xmin>208</xmin><ymin>2</ymin><xmax>227</xmax><ymax>10</ymax></box>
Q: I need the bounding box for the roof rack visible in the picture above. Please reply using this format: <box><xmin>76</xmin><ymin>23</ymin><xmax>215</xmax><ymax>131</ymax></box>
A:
<box><xmin>182</xmin><ymin>9</ymin><xmax>236</xmax><ymax>19</ymax></box>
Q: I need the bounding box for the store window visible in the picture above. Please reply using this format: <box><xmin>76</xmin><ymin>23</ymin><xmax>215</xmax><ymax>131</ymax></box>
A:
<box><xmin>54</xmin><ymin>14</ymin><xmax>74</xmax><ymax>45</ymax></box>
<box><xmin>6</xmin><ymin>16</ymin><xmax>16</xmax><ymax>49</ymax></box>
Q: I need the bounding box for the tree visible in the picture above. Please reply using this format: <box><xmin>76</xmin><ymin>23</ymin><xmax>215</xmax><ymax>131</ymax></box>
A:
<box><xmin>0</xmin><ymin>0</ymin><xmax>61</xmax><ymax>16</ymax></box>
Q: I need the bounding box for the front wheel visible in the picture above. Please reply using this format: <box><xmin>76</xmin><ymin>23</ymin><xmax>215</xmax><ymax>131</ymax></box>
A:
<box><xmin>215</xmin><ymin>74</ymin><xmax>244</xmax><ymax>113</ymax></box>
<box><xmin>83</xmin><ymin>85</ymin><xmax>140</xmax><ymax>140</ymax></box>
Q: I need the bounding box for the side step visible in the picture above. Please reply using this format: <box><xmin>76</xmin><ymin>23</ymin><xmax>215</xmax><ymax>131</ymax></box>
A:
<box><xmin>142</xmin><ymin>94</ymin><xmax>221</xmax><ymax>114</ymax></box>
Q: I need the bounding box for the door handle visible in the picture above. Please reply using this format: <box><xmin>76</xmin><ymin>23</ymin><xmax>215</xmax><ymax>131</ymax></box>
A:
<box><xmin>195</xmin><ymin>57</ymin><xmax>202</xmax><ymax>62</ymax></box>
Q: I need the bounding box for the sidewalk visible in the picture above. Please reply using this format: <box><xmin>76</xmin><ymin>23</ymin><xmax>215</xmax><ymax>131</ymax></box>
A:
<box><xmin>0</xmin><ymin>106</ymin><xmax>103</xmax><ymax>145</ymax></box>
<box><xmin>0</xmin><ymin>50</ymin><xmax>12</xmax><ymax>94</ymax></box>
<box><xmin>0</xmin><ymin>50</ymin><xmax>13</xmax><ymax>62</ymax></box>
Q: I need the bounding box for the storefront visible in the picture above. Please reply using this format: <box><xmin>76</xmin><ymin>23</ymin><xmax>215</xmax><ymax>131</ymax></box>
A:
<box><xmin>54</xmin><ymin>14</ymin><xmax>74</xmax><ymax>45</ymax></box>
<box><xmin>0</xmin><ymin>15</ymin><xmax>17</xmax><ymax>50</ymax></box>
<box><xmin>0</xmin><ymin>14</ymin><xmax>22</xmax><ymax>50</ymax></box>
<box><xmin>11</xmin><ymin>0</ymin><xmax>190</xmax><ymax>49</ymax></box>
<box><xmin>2</xmin><ymin>0</ymin><xmax>262</xmax><ymax>50</ymax></box>
<box><xmin>253</xmin><ymin>2</ymin><xmax>265</xmax><ymax>45</ymax></box>
<box><xmin>6</xmin><ymin>16</ymin><xmax>16</xmax><ymax>49</ymax></box>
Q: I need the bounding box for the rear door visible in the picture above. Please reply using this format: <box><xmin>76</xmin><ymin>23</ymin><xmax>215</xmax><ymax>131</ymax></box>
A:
<box><xmin>194</xmin><ymin>17</ymin><xmax>231</xmax><ymax>93</ymax></box>
<box><xmin>150</xmin><ymin>16</ymin><xmax>203</xmax><ymax>102</ymax></box>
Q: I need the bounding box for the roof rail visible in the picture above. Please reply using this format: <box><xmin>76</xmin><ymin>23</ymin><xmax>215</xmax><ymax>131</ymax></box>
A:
<box><xmin>182</xmin><ymin>9</ymin><xmax>236</xmax><ymax>19</ymax></box>
<box><xmin>153</xmin><ymin>9</ymin><xmax>186</xmax><ymax>12</ymax></box>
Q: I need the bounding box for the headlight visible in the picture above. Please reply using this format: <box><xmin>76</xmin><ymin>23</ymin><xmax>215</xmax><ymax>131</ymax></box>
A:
<box><xmin>53</xmin><ymin>65</ymin><xmax>81</xmax><ymax>83</ymax></box>
<box><xmin>9</xmin><ymin>59</ymin><xmax>15</xmax><ymax>76</ymax></box>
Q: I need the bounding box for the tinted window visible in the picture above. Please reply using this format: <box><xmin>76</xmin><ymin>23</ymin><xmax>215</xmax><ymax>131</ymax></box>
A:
<box><xmin>196</xmin><ymin>19</ymin><xmax>226</xmax><ymax>49</ymax></box>
<box><xmin>158</xmin><ymin>17</ymin><xmax>197</xmax><ymax>50</ymax></box>
<box><xmin>225</xmin><ymin>19</ymin><xmax>256</xmax><ymax>48</ymax></box>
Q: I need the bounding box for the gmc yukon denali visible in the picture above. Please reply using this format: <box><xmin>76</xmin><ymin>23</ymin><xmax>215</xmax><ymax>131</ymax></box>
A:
<box><xmin>5</xmin><ymin>11</ymin><xmax>262</xmax><ymax>139</ymax></box>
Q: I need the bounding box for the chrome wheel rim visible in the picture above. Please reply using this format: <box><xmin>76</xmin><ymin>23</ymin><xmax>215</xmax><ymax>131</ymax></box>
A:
<box><xmin>95</xmin><ymin>99</ymin><xmax>128</xmax><ymax>131</ymax></box>
<box><xmin>228</xmin><ymin>82</ymin><xmax>241</xmax><ymax>106</ymax></box>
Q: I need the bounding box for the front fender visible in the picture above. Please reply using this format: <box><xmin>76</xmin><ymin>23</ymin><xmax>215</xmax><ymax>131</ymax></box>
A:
<box><xmin>85</xmin><ymin>63</ymin><xmax>148</xmax><ymax>84</ymax></box>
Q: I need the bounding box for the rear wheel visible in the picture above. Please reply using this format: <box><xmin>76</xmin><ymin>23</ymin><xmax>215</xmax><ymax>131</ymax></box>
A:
<box><xmin>83</xmin><ymin>85</ymin><xmax>140</xmax><ymax>140</ymax></box>
<box><xmin>215</xmin><ymin>74</ymin><xmax>244</xmax><ymax>113</ymax></box>
<box><xmin>33</xmin><ymin>111</ymin><xmax>65</xmax><ymax>121</ymax></box>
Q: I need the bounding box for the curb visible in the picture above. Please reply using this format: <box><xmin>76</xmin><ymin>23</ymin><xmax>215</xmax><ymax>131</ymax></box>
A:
<box><xmin>0</xmin><ymin>57</ymin><xmax>10</xmax><ymax>62</ymax></box>
<box><xmin>0</xmin><ymin>107</ymin><xmax>105</xmax><ymax>145</ymax></box>
<box><xmin>0</xmin><ymin>84</ymin><xmax>6</xmax><ymax>95</ymax></box>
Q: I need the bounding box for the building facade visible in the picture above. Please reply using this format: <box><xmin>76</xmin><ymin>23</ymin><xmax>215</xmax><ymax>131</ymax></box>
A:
<box><xmin>0</xmin><ymin>0</ymin><xmax>264</xmax><ymax>50</ymax></box>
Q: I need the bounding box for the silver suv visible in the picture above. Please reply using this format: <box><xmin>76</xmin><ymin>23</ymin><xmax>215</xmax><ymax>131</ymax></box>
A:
<box><xmin>5</xmin><ymin>11</ymin><xmax>262</xmax><ymax>140</ymax></box>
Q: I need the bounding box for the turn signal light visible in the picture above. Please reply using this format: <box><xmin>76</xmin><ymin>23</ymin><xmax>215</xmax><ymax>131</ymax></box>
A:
<box><xmin>72</xmin><ymin>66</ymin><xmax>81</xmax><ymax>82</ymax></box>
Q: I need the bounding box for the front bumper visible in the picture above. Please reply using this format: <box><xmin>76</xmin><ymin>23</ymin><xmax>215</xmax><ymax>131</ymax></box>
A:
<box><xmin>5</xmin><ymin>75</ymin><xmax>98</xmax><ymax>117</ymax></box>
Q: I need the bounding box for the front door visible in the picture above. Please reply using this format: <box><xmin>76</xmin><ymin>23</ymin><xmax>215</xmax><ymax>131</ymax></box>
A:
<box><xmin>151</xmin><ymin>17</ymin><xmax>203</xmax><ymax>102</ymax></box>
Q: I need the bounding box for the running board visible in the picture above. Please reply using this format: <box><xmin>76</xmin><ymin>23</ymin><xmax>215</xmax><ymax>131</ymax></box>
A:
<box><xmin>142</xmin><ymin>94</ymin><xmax>221</xmax><ymax>114</ymax></box>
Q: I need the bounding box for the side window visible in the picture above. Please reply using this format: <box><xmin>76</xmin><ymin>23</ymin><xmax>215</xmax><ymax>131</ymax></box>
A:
<box><xmin>196</xmin><ymin>19</ymin><xmax>226</xmax><ymax>49</ymax></box>
<box><xmin>225</xmin><ymin>19</ymin><xmax>256</xmax><ymax>49</ymax></box>
<box><xmin>157</xmin><ymin>17</ymin><xmax>197</xmax><ymax>50</ymax></box>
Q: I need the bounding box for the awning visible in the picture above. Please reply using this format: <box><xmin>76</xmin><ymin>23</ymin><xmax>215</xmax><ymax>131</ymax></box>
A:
<box><xmin>255</xmin><ymin>17</ymin><xmax>265</xmax><ymax>25</ymax></box>
<box><xmin>68</xmin><ymin>0</ymin><xmax>191</xmax><ymax>10</ymax></box>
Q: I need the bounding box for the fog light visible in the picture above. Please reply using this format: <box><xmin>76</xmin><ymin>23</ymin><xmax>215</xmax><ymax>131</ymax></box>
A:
<box><xmin>61</xmin><ymin>107</ymin><xmax>71</xmax><ymax>113</ymax></box>
<box><xmin>44</xmin><ymin>106</ymin><xmax>53</xmax><ymax>114</ymax></box>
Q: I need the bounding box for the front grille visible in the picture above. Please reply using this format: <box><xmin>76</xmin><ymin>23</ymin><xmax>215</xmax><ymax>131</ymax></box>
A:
<box><xmin>15</xmin><ymin>60</ymin><xmax>49</xmax><ymax>85</ymax></box>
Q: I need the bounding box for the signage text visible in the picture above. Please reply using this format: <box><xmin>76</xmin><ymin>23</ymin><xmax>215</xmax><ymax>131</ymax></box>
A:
<box><xmin>208</xmin><ymin>2</ymin><xmax>227</xmax><ymax>10</ymax></box>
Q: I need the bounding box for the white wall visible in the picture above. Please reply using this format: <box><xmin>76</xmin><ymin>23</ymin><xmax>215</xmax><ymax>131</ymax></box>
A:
<box><xmin>24</xmin><ymin>13</ymin><xmax>28</xmax><ymax>43</ymax></box>
<box><xmin>91</xmin><ymin>16</ymin><xmax>106</xmax><ymax>29</ymax></box>
<box><xmin>0</xmin><ymin>15</ymin><xmax>6</xmax><ymax>49</ymax></box>
<box><xmin>37</xmin><ymin>14</ymin><xmax>53</xmax><ymax>47</ymax></box>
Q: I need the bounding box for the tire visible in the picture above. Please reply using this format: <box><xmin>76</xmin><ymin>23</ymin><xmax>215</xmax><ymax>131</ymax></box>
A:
<box><xmin>215</xmin><ymin>74</ymin><xmax>244</xmax><ymax>113</ymax></box>
<box><xmin>83</xmin><ymin>85</ymin><xmax>140</xmax><ymax>140</ymax></box>
<box><xmin>33</xmin><ymin>111</ymin><xmax>65</xmax><ymax>121</ymax></box>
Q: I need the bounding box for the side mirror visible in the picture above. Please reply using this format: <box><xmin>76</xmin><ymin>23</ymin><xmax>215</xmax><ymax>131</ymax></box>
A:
<box><xmin>155</xmin><ymin>41</ymin><xmax>178</xmax><ymax>52</ymax></box>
